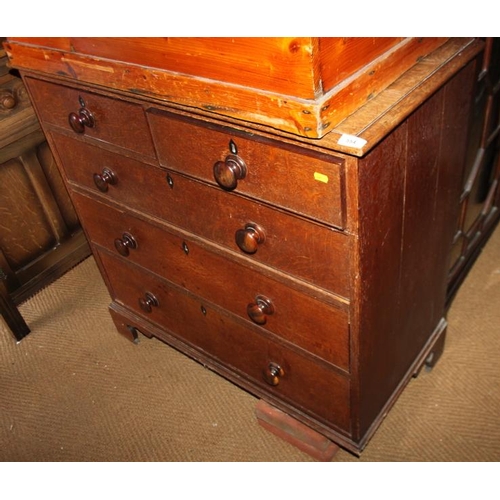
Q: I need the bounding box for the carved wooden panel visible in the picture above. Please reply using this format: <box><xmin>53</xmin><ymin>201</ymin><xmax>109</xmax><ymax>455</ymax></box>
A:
<box><xmin>0</xmin><ymin>41</ymin><xmax>90</xmax><ymax>304</ymax></box>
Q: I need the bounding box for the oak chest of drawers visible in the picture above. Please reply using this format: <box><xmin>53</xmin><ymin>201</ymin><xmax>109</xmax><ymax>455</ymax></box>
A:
<box><xmin>5</xmin><ymin>37</ymin><xmax>499</xmax><ymax>455</ymax></box>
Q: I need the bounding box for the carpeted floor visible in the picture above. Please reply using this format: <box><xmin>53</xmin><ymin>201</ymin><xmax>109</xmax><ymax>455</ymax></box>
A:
<box><xmin>1</xmin><ymin>225</ymin><xmax>499</xmax><ymax>462</ymax></box>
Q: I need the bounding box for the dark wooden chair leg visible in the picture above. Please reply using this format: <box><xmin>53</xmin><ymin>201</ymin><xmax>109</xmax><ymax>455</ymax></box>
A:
<box><xmin>0</xmin><ymin>269</ymin><xmax>30</xmax><ymax>341</ymax></box>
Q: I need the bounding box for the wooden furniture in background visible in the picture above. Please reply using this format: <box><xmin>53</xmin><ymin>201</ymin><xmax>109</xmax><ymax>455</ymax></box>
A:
<box><xmin>5</xmin><ymin>37</ymin><xmax>499</xmax><ymax>456</ymax></box>
<box><xmin>0</xmin><ymin>41</ymin><xmax>90</xmax><ymax>338</ymax></box>
<box><xmin>447</xmin><ymin>38</ymin><xmax>500</xmax><ymax>302</ymax></box>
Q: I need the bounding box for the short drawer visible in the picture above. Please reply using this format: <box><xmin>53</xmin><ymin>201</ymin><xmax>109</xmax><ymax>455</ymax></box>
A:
<box><xmin>25</xmin><ymin>77</ymin><xmax>156</xmax><ymax>158</ymax></box>
<box><xmin>147</xmin><ymin>109</ymin><xmax>345</xmax><ymax>229</ymax></box>
<box><xmin>54</xmin><ymin>133</ymin><xmax>351</xmax><ymax>297</ymax></box>
<box><xmin>75</xmin><ymin>193</ymin><xmax>350</xmax><ymax>371</ymax></box>
<box><xmin>99</xmin><ymin>249</ymin><xmax>351</xmax><ymax>432</ymax></box>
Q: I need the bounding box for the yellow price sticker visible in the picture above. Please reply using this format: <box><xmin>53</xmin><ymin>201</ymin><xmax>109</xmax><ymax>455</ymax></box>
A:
<box><xmin>314</xmin><ymin>172</ymin><xmax>329</xmax><ymax>183</ymax></box>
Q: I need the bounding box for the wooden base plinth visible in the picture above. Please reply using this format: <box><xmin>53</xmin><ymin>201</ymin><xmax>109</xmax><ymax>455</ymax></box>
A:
<box><xmin>255</xmin><ymin>400</ymin><xmax>339</xmax><ymax>461</ymax></box>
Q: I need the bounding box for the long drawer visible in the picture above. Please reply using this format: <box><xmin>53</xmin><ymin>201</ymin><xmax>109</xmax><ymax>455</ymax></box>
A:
<box><xmin>73</xmin><ymin>192</ymin><xmax>350</xmax><ymax>371</ymax></box>
<box><xmin>98</xmin><ymin>249</ymin><xmax>351</xmax><ymax>433</ymax></box>
<box><xmin>25</xmin><ymin>77</ymin><xmax>156</xmax><ymax>158</ymax></box>
<box><xmin>52</xmin><ymin>132</ymin><xmax>351</xmax><ymax>297</ymax></box>
<box><xmin>147</xmin><ymin>109</ymin><xmax>346</xmax><ymax>229</ymax></box>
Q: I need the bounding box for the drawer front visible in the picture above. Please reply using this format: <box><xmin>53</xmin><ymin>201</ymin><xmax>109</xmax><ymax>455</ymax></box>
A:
<box><xmin>98</xmin><ymin>249</ymin><xmax>351</xmax><ymax>432</ymax></box>
<box><xmin>53</xmin><ymin>133</ymin><xmax>351</xmax><ymax>297</ymax></box>
<box><xmin>25</xmin><ymin>77</ymin><xmax>156</xmax><ymax>158</ymax></box>
<box><xmin>74</xmin><ymin>192</ymin><xmax>350</xmax><ymax>371</ymax></box>
<box><xmin>147</xmin><ymin>109</ymin><xmax>345</xmax><ymax>229</ymax></box>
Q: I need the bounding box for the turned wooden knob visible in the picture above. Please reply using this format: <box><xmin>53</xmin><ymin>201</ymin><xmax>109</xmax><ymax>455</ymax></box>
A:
<box><xmin>235</xmin><ymin>223</ymin><xmax>266</xmax><ymax>254</ymax></box>
<box><xmin>114</xmin><ymin>233</ymin><xmax>137</xmax><ymax>256</ymax></box>
<box><xmin>68</xmin><ymin>107</ymin><xmax>95</xmax><ymax>134</ymax></box>
<box><xmin>213</xmin><ymin>154</ymin><xmax>247</xmax><ymax>191</ymax></box>
<box><xmin>93</xmin><ymin>167</ymin><xmax>117</xmax><ymax>192</ymax></box>
<box><xmin>138</xmin><ymin>292</ymin><xmax>159</xmax><ymax>313</ymax></box>
<box><xmin>263</xmin><ymin>362</ymin><xmax>284</xmax><ymax>386</ymax></box>
<box><xmin>247</xmin><ymin>295</ymin><xmax>274</xmax><ymax>325</ymax></box>
<box><xmin>0</xmin><ymin>91</ymin><xmax>16</xmax><ymax>110</ymax></box>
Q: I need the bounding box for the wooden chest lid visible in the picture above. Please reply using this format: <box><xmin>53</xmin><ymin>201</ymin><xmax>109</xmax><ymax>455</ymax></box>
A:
<box><xmin>4</xmin><ymin>37</ymin><xmax>451</xmax><ymax>139</ymax></box>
